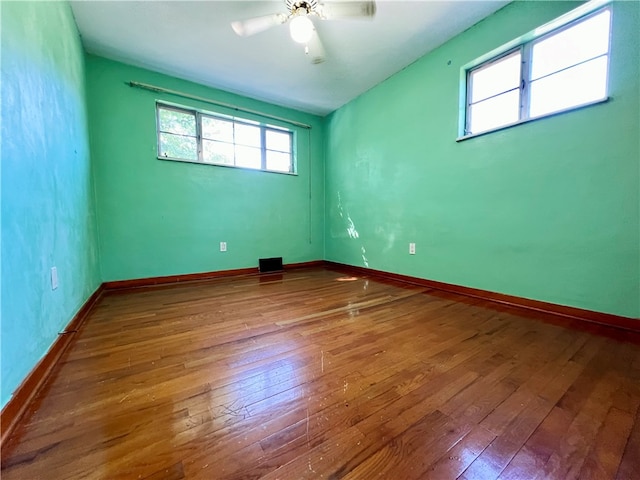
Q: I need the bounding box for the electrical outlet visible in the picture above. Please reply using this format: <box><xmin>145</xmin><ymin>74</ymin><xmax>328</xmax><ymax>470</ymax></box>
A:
<box><xmin>220</xmin><ymin>242</ymin><xmax>227</xmax><ymax>252</ymax></box>
<box><xmin>51</xmin><ymin>267</ymin><xmax>58</xmax><ymax>290</ymax></box>
<box><xmin>409</xmin><ymin>243</ymin><xmax>416</xmax><ymax>255</ymax></box>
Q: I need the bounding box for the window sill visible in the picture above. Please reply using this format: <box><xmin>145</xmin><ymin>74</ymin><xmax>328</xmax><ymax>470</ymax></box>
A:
<box><xmin>456</xmin><ymin>96</ymin><xmax>610</xmax><ymax>142</ymax></box>
<box><xmin>157</xmin><ymin>156</ymin><xmax>298</xmax><ymax>176</ymax></box>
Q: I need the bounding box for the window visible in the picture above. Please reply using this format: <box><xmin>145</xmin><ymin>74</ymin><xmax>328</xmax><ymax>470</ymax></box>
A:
<box><xmin>157</xmin><ymin>103</ymin><xmax>294</xmax><ymax>174</ymax></box>
<box><xmin>463</xmin><ymin>6</ymin><xmax>611</xmax><ymax>137</ymax></box>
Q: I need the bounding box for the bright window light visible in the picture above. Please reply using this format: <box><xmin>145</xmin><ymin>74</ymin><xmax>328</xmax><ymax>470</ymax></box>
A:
<box><xmin>469</xmin><ymin>51</ymin><xmax>521</xmax><ymax>104</ymax></box>
<box><xmin>529</xmin><ymin>56</ymin><xmax>609</xmax><ymax>118</ymax></box>
<box><xmin>463</xmin><ymin>6</ymin><xmax>611</xmax><ymax>137</ymax></box>
<box><xmin>470</xmin><ymin>90</ymin><xmax>521</xmax><ymax>134</ymax></box>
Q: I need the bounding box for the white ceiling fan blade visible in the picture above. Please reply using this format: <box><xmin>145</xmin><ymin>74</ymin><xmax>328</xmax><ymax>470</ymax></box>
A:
<box><xmin>306</xmin><ymin>29</ymin><xmax>326</xmax><ymax>64</ymax></box>
<box><xmin>231</xmin><ymin>13</ymin><xmax>287</xmax><ymax>37</ymax></box>
<box><xmin>319</xmin><ymin>1</ymin><xmax>376</xmax><ymax>20</ymax></box>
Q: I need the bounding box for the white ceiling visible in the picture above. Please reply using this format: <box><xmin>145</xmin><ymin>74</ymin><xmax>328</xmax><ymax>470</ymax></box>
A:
<box><xmin>70</xmin><ymin>0</ymin><xmax>509</xmax><ymax>116</ymax></box>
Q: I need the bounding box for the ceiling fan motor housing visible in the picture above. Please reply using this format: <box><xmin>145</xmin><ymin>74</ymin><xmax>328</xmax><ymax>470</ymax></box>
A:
<box><xmin>286</xmin><ymin>0</ymin><xmax>319</xmax><ymax>16</ymax></box>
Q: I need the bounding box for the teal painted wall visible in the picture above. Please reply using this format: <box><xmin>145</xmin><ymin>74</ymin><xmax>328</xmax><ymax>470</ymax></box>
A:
<box><xmin>1</xmin><ymin>0</ymin><xmax>636</xmax><ymax>413</ymax></box>
<box><xmin>1</xmin><ymin>2</ymin><xmax>101</xmax><ymax>408</ymax></box>
<box><xmin>85</xmin><ymin>56</ymin><xmax>324</xmax><ymax>281</ymax></box>
<box><xmin>325</xmin><ymin>1</ymin><xmax>640</xmax><ymax>318</ymax></box>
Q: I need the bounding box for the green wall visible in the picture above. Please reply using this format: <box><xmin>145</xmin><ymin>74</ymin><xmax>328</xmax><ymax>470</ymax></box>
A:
<box><xmin>2</xmin><ymin>0</ymin><xmax>637</xmax><ymax>413</ymax></box>
<box><xmin>325</xmin><ymin>1</ymin><xmax>640</xmax><ymax>318</ymax></box>
<box><xmin>1</xmin><ymin>2</ymin><xmax>101</xmax><ymax>408</ymax></box>
<box><xmin>85</xmin><ymin>56</ymin><xmax>325</xmax><ymax>281</ymax></box>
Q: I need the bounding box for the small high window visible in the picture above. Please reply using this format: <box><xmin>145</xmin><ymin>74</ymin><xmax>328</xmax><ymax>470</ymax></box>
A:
<box><xmin>463</xmin><ymin>6</ymin><xmax>611</xmax><ymax>137</ymax></box>
<box><xmin>157</xmin><ymin>103</ymin><xmax>295</xmax><ymax>174</ymax></box>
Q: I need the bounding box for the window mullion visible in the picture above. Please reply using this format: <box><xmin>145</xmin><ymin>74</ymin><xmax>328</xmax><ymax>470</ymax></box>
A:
<box><xmin>232</xmin><ymin>121</ymin><xmax>237</xmax><ymax>167</ymax></box>
<box><xmin>289</xmin><ymin>131</ymin><xmax>294</xmax><ymax>173</ymax></box>
<box><xmin>520</xmin><ymin>43</ymin><xmax>532</xmax><ymax>122</ymax></box>
<box><xmin>530</xmin><ymin>52</ymin><xmax>608</xmax><ymax>84</ymax></box>
<box><xmin>195</xmin><ymin>112</ymin><xmax>203</xmax><ymax>163</ymax></box>
<box><xmin>261</xmin><ymin>126</ymin><xmax>267</xmax><ymax>170</ymax></box>
<box><xmin>469</xmin><ymin>86</ymin><xmax>521</xmax><ymax>107</ymax></box>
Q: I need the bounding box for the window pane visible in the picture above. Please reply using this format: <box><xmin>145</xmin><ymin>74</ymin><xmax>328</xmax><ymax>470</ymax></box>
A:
<box><xmin>266</xmin><ymin>151</ymin><xmax>291</xmax><ymax>172</ymax></box>
<box><xmin>235</xmin><ymin>145</ymin><xmax>261</xmax><ymax>169</ymax></box>
<box><xmin>157</xmin><ymin>104</ymin><xmax>294</xmax><ymax>174</ymax></box>
<box><xmin>470</xmin><ymin>51</ymin><xmax>521</xmax><ymax>104</ymax></box>
<box><xmin>469</xmin><ymin>90</ymin><xmax>520</xmax><ymax>134</ymax></box>
<box><xmin>158</xmin><ymin>108</ymin><xmax>196</xmax><ymax>136</ymax></box>
<box><xmin>159</xmin><ymin>132</ymin><xmax>197</xmax><ymax>160</ymax></box>
<box><xmin>202</xmin><ymin>140</ymin><xmax>234</xmax><ymax>165</ymax></box>
<box><xmin>529</xmin><ymin>56</ymin><xmax>608</xmax><ymax>118</ymax></box>
<box><xmin>531</xmin><ymin>10</ymin><xmax>610</xmax><ymax>81</ymax></box>
<box><xmin>202</xmin><ymin>116</ymin><xmax>233</xmax><ymax>142</ymax></box>
<box><xmin>235</xmin><ymin>123</ymin><xmax>261</xmax><ymax>147</ymax></box>
<box><xmin>266</xmin><ymin>130</ymin><xmax>291</xmax><ymax>153</ymax></box>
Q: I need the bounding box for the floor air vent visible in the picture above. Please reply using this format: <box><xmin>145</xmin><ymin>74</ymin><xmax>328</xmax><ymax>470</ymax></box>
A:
<box><xmin>259</xmin><ymin>257</ymin><xmax>283</xmax><ymax>273</ymax></box>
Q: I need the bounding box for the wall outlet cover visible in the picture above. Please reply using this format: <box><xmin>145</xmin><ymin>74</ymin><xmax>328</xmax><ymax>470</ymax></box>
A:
<box><xmin>51</xmin><ymin>267</ymin><xmax>58</xmax><ymax>290</ymax></box>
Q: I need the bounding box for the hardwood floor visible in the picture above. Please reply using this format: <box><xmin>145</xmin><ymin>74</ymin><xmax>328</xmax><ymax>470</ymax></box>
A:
<box><xmin>2</xmin><ymin>267</ymin><xmax>639</xmax><ymax>479</ymax></box>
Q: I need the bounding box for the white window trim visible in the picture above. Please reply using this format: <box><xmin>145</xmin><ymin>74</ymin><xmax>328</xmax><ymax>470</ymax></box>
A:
<box><xmin>457</xmin><ymin>0</ymin><xmax>612</xmax><ymax>141</ymax></box>
<box><xmin>156</xmin><ymin>102</ymin><xmax>297</xmax><ymax>175</ymax></box>
<box><xmin>464</xmin><ymin>47</ymin><xmax>523</xmax><ymax>136</ymax></box>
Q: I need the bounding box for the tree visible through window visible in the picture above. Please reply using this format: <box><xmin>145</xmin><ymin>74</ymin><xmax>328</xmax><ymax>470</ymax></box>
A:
<box><xmin>157</xmin><ymin>104</ymin><xmax>294</xmax><ymax>174</ymax></box>
<box><xmin>158</xmin><ymin>107</ymin><xmax>197</xmax><ymax>161</ymax></box>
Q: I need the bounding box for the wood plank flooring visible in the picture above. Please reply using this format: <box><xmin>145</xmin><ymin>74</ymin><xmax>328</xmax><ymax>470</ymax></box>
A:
<box><xmin>2</xmin><ymin>267</ymin><xmax>639</xmax><ymax>479</ymax></box>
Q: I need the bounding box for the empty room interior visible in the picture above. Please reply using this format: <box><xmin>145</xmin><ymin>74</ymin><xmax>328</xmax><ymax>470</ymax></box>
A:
<box><xmin>2</xmin><ymin>0</ymin><xmax>640</xmax><ymax>478</ymax></box>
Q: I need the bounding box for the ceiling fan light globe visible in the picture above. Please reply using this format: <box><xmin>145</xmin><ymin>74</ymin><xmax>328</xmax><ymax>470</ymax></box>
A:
<box><xmin>289</xmin><ymin>15</ymin><xmax>314</xmax><ymax>44</ymax></box>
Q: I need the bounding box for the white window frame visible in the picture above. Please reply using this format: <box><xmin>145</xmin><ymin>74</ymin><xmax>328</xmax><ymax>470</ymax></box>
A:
<box><xmin>465</xmin><ymin>47</ymin><xmax>524</xmax><ymax>135</ymax></box>
<box><xmin>156</xmin><ymin>102</ymin><xmax>296</xmax><ymax>175</ymax></box>
<box><xmin>459</xmin><ymin>2</ymin><xmax>612</xmax><ymax>140</ymax></box>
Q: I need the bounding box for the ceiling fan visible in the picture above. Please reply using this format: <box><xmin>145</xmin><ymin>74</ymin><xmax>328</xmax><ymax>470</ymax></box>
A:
<box><xmin>231</xmin><ymin>0</ymin><xmax>376</xmax><ymax>64</ymax></box>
